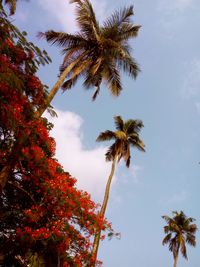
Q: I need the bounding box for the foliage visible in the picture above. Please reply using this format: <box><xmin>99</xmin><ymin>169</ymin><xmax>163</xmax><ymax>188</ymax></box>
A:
<box><xmin>97</xmin><ymin>115</ymin><xmax>145</xmax><ymax>166</ymax></box>
<box><xmin>0</xmin><ymin>6</ymin><xmax>109</xmax><ymax>266</ymax></box>
<box><xmin>41</xmin><ymin>0</ymin><xmax>141</xmax><ymax>101</ymax></box>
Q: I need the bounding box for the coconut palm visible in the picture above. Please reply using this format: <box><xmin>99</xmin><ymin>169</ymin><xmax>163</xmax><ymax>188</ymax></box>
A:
<box><xmin>37</xmin><ymin>0</ymin><xmax>141</xmax><ymax>116</ymax></box>
<box><xmin>162</xmin><ymin>211</ymin><xmax>197</xmax><ymax>267</ymax></box>
<box><xmin>92</xmin><ymin>115</ymin><xmax>145</xmax><ymax>264</ymax></box>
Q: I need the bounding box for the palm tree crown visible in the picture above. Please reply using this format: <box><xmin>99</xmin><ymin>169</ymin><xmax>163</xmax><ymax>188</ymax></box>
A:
<box><xmin>162</xmin><ymin>211</ymin><xmax>197</xmax><ymax>265</ymax></box>
<box><xmin>97</xmin><ymin>115</ymin><xmax>145</xmax><ymax>166</ymax></box>
<box><xmin>43</xmin><ymin>0</ymin><xmax>141</xmax><ymax>100</ymax></box>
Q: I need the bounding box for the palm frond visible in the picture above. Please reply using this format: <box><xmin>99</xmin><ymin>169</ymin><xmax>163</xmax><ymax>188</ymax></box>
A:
<box><xmin>92</xmin><ymin>86</ymin><xmax>100</xmax><ymax>101</ymax></box>
<box><xmin>187</xmin><ymin>224</ymin><xmax>198</xmax><ymax>234</ymax></box>
<box><xmin>125</xmin><ymin>119</ymin><xmax>144</xmax><ymax>134</ymax></box>
<box><xmin>104</xmin><ymin>64</ymin><xmax>122</xmax><ymax>97</ymax></box>
<box><xmin>83</xmin><ymin>74</ymin><xmax>101</xmax><ymax>89</ymax></box>
<box><xmin>105</xmin><ymin>143</ymin><xmax>116</xmax><ymax>162</ymax></box>
<box><xmin>61</xmin><ymin>75</ymin><xmax>79</xmax><ymax>91</ymax></box>
<box><xmin>114</xmin><ymin>116</ymin><xmax>124</xmax><ymax>131</ymax></box>
<box><xmin>123</xmin><ymin>144</ymin><xmax>131</xmax><ymax>167</ymax></box>
<box><xmin>90</xmin><ymin>57</ymin><xmax>103</xmax><ymax>75</ymax></box>
<box><xmin>186</xmin><ymin>233</ymin><xmax>196</xmax><ymax>247</ymax></box>
<box><xmin>162</xmin><ymin>233</ymin><xmax>172</xmax><ymax>245</ymax></box>
<box><xmin>162</xmin><ymin>215</ymin><xmax>171</xmax><ymax>223</ymax></box>
<box><xmin>180</xmin><ymin>238</ymin><xmax>187</xmax><ymax>259</ymax></box>
<box><xmin>130</xmin><ymin>138</ymin><xmax>145</xmax><ymax>152</ymax></box>
<box><xmin>117</xmin><ymin>53</ymin><xmax>140</xmax><ymax>79</ymax></box>
<box><xmin>41</xmin><ymin>30</ymin><xmax>87</xmax><ymax>48</ymax></box>
<box><xmin>96</xmin><ymin>130</ymin><xmax>116</xmax><ymax>142</ymax></box>
<box><xmin>103</xmin><ymin>6</ymin><xmax>134</xmax><ymax>29</ymax></box>
<box><xmin>116</xmin><ymin>24</ymin><xmax>141</xmax><ymax>41</ymax></box>
<box><xmin>70</xmin><ymin>0</ymin><xmax>100</xmax><ymax>40</ymax></box>
<box><xmin>163</xmin><ymin>225</ymin><xmax>170</xmax><ymax>234</ymax></box>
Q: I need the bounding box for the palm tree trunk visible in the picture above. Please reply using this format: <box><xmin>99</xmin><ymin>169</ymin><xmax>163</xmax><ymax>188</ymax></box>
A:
<box><xmin>91</xmin><ymin>159</ymin><xmax>116</xmax><ymax>266</ymax></box>
<box><xmin>36</xmin><ymin>51</ymin><xmax>88</xmax><ymax>118</ymax></box>
<box><xmin>173</xmin><ymin>254</ymin><xmax>178</xmax><ymax>267</ymax></box>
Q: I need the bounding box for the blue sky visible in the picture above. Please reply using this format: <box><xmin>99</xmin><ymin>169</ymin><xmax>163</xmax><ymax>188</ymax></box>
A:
<box><xmin>12</xmin><ymin>0</ymin><xmax>200</xmax><ymax>266</ymax></box>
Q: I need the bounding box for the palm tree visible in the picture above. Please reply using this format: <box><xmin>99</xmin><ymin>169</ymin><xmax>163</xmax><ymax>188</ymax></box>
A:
<box><xmin>37</xmin><ymin>0</ymin><xmax>141</xmax><ymax>116</ymax></box>
<box><xmin>92</xmin><ymin>115</ymin><xmax>145</xmax><ymax>264</ymax></box>
<box><xmin>162</xmin><ymin>211</ymin><xmax>197</xmax><ymax>267</ymax></box>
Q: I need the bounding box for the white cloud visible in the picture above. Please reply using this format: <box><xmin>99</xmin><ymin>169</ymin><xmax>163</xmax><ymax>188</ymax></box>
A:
<box><xmin>37</xmin><ymin>0</ymin><xmax>107</xmax><ymax>32</ymax></box>
<box><xmin>182</xmin><ymin>59</ymin><xmax>200</xmax><ymax>99</ymax></box>
<box><xmin>44</xmin><ymin>109</ymin><xmax>113</xmax><ymax>201</ymax></box>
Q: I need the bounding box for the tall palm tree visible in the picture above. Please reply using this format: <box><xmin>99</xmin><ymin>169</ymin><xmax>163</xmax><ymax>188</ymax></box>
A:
<box><xmin>162</xmin><ymin>211</ymin><xmax>197</xmax><ymax>267</ymax></box>
<box><xmin>37</xmin><ymin>0</ymin><xmax>141</xmax><ymax>116</ymax></box>
<box><xmin>92</xmin><ymin>115</ymin><xmax>145</xmax><ymax>264</ymax></box>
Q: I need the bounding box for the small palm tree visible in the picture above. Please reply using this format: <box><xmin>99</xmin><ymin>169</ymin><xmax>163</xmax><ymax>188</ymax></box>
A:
<box><xmin>37</xmin><ymin>0</ymin><xmax>141</xmax><ymax>116</ymax></box>
<box><xmin>92</xmin><ymin>115</ymin><xmax>145</xmax><ymax>264</ymax></box>
<box><xmin>162</xmin><ymin>211</ymin><xmax>197</xmax><ymax>267</ymax></box>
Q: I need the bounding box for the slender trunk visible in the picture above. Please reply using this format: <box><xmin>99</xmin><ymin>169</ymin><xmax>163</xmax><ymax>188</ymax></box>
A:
<box><xmin>36</xmin><ymin>51</ymin><xmax>88</xmax><ymax>118</ymax></box>
<box><xmin>173</xmin><ymin>254</ymin><xmax>178</xmax><ymax>267</ymax></box>
<box><xmin>91</xmin><ymin>159</ymin><xmax>116</xmax><ymax>266</ymax></box>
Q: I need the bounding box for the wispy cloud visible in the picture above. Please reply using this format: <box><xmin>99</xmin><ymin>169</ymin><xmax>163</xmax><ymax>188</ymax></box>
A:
<box><xmin>37</xmin><ymin>0</ymin><xmax>107</xmax><ymax>32</ymax></box>
<box><xmin>44</xmin><ymin>110</ymin><xmax>114</xmax><ymax>201</ymax></box>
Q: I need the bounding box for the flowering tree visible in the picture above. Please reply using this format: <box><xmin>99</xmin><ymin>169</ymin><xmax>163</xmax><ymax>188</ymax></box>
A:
<box><xmin>0</xmin><ymin>5</ymin><xmax>109</xmax><ymax>266</ymax></box>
